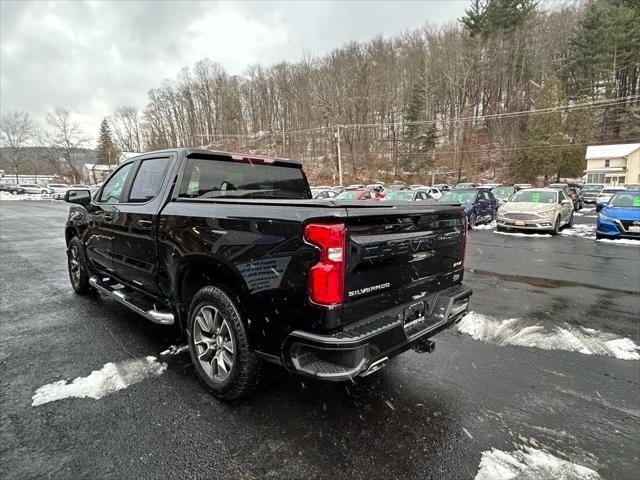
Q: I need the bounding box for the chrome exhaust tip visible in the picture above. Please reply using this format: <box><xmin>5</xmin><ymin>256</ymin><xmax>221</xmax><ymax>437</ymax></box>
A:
<box><xmin>359</xmin><ymin>356</ymin><xmax>389</xmax><ymax>377</ymax></box>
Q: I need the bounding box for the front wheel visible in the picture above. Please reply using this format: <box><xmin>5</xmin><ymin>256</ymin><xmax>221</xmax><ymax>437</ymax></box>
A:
<box><xmin>567</xmin><ymin>212</ymin><xmax>574</xmax><ymax>228</ymax></box>
<box><xmin>551</xmin><ymin>216</ymin><xmax>561</xmax><ymax>235</ymax></box>
<box><xmin>67</xmin><ymin>237</ymin><xmax>92</xmax><ymax>294</ymax></box>
<box><xmin>187</xmin><ymin>286</ymin><xmax>262</xmax><ymax>400</ymax></box>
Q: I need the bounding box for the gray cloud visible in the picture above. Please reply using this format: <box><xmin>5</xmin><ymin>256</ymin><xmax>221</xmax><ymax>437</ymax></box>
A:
<box><xmin>1</xmin><ymin>0</ymin><xmax>468</xmax><ymax>143</ymax></box>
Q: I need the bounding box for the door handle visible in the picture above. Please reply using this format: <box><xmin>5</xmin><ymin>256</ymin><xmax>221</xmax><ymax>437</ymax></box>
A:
<box><xmin>137</xmin><ymin>220</ymin><xmax>153</xmax><ymax>229</ymax></box>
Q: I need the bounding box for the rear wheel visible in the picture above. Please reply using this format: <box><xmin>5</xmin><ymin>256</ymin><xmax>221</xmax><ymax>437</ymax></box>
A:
<box><xmin>187</xmin><ymin>286</ymin><xmax>262</xmax><ymax>400</ymax></box>
<box><xmin>469</xmin><ymin>212</ymin><xmax>477</xmax><ymax>229</ymax></box>
<box><xmin>67</xmin><ymin>237</ymin><xmax>92</xmax><ymax>294</ymax></box>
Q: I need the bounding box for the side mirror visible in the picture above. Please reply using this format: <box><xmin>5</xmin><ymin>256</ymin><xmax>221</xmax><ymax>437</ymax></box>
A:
<box><xmin>596</xmin><ymin>203</ymin><xmax>604</xmax><ymax>212</ymax></box>
<box><xmin>65</xmin><ymin>189</ymin><xmax>92</xmax><ymax>205</ymax></box>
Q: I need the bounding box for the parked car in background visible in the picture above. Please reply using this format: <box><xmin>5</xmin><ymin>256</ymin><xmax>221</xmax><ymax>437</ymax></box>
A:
<box><xmin>596</xmin><ymin>186</ymin><xmax>626</xmax><ymax>206</ymax></box>
<box><xmin>0</xmin><ymin>184</ymin><xmax>26</xmax><ymax>195</ymax></box>
<box><xmin>479</xmin><ymin>183</ymin><xmax>501</xmax><ymax>189</ymax></box>
<box><xmin>425</xmin><ymin>187</ymin><xmax>443</xmax><ymax>199</ymax></box>
<box><xmin>491</xmin><ymin>186</ymin><xmax>516</xmax><ymax>206</ymax></box>
<box><xmin>366</xmin><ymin>183</ymin><xmax>384</xmax><ymax>192</ymax></box>
<box><xmin>549</xmin><ymin>183</ymin><xmax>581</xmax><ymax>211</ymax></box>
<box><xmin>496</xmin><ymin>188</ymin><xmax>573</xmax><ymax>234</ymax></box>
<box><xmin>513</xmin><ymin>183</ymin><xmax>533</xmax><ymax>191</ymax></box>
<box><xmin>454</xmin><ymin>182</ymin><xmax>476</xmax><ymax>189</ymax></box>
<box><xmin>335</xmin><ymin>189</ymin><xmax>377</xmax><ymax>201</ymax></box>
<box><xmin>569</xmin><ymin>187</ymin><xmax>584</xmax><ymax>210</ymax></box>
<box><xmin>346</xmin><ymin>184</ymin><xmax>364</xmax><ymax>189</ymax></box>
<box><xmin>596</xmin><ymin>191</ymin><xmax>640</xmax><ymax>240</ymax></box>
<box><xmin>624</xmin><ymin>184</ymin><xmax>640</xmax><ymax>191</ymax></box>
<box><xmin>382</xmin><ymin>189</ymin><xmax>433</xmax><ymax>202</ymax></box>
<box><xmin>311</xmin><ymin>188</ymin><xmax>338</xmax><ymax>199</ymax></box>
<box><xmin>19</xmin><ymin>184</ymin><xmax>53</xmax><ymax>194</ymax></box>
<box><xmin>432</xmin><ymin>184</ymin><xmax>451</xmax><ymax>192</ymax></box>
<box><xmin>439</xmin><ymin>188</ymin><xmax>497</xmax><ymax>228</ymax></box>
<box><xmin>313</xmin><ymin>185</ymin><xmax>332</xmax><ymax>190</ymax></box>
<box><xmin>389</xmin><ymin>183</ymin><xmax>406</xmax><ymax>190</ymax></box>
<box><xmin>69</xmin><ymin>184</ymin><xmax>90</xmax><ymax>189</ymax></box>
<box><xmin>582</xmin><ymin>184</ymin><xmax>604</xmax><ymax>204</ymax></box>
<box><xmin>409</xmin><ymin>184</ymin><xmax>426</xmax><ymax>189</ymax></box>
<box><xmin>48</xmin><ymin>183</ymin><xmax>70</xmax><ymax>199</ymax></box>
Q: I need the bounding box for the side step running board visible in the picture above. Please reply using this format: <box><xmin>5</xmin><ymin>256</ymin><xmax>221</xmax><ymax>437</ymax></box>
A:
<box><xmin>89</xmin><ymin>276</ymin><xmax>175</xmax><ymax>325</ymax></box>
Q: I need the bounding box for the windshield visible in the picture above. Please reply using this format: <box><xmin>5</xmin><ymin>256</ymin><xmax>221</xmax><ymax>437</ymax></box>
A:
<box><xmin>336</xmin><ymin>191</ymin><xmax>360</xmax><ymax>200</ymax></box>
<box><xmin>583</xmin><ymin>185</ymin><xmax>604</xmax><ymax>192</ymax></box>
<box><xmin>608</xmin><ymin>192</ymin><xmax>640</xmax><ymax>207</ymax></box>
<box><xmin>440</xmin><ymin>191</ymin><xmax>477</xmax><ymax>203</ymax></box>
<box><xmin>384</xmin><ymin>191</ymin><xmax>414</xmax><ymax>201</ymax></box>
<box><xmin>179</xmin><ymin>158</ymin><xmax>309</xmax><ymax>199</ymax></box>
<box><xmin>492</xmin><ymin>187</ymin><xmax>515</xmax><ymax>199</ymax></box>
<box><xmin>510</xmin><ymin>190</ymin><xmax>557</xmax><ymax>203</ymax></box>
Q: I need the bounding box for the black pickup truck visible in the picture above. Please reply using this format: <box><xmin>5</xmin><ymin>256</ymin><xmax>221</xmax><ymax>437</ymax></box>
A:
<box><xmin>64</xmin><ymin>149</ymin><xmax>472</xmax><ymax>399</ymax></box>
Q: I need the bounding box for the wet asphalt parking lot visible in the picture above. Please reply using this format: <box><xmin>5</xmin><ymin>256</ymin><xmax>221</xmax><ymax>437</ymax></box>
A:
<box><xmin>1</xmin><ymin>200</ymin><xmax>638</xmax><ymax>479</ymax></box>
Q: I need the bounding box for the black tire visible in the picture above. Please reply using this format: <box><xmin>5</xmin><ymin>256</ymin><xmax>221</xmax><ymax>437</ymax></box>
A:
<box><xmin>551</xmin><ymin>216</ymin><xmax>561</xmax><ymax>235</ymax></box>
<box><xmin>11</xmin><ymin>190</ymin><xmax>17</xmax><ymax>195</ymax></box>
<box><xmin>567</xmin><ymin>212</ymin><xmax>574</xmax><ymax>228</ymax></box>
<box><xmin>67</xmin><ymin>237</ymin><xmax>92</xmax><ymax>294</ymax></box>
<box><xmin>496</xmin><ymin>225</ymin><xmax>506</xmax><ymax>232</ymax></box>
<box><xmin>41</xmin><ymin>190</ymin><xmax>47</xmax><ymax>194</ymax></box>
<box><xmin>186</xmin><ymin>286</ymin><xmax>262</xmax><ymax>401</ymax></box>
<box><xmin>468</xmin><ymin>213</ymin><xmax>476</xmax><ymax>229</ymax></box>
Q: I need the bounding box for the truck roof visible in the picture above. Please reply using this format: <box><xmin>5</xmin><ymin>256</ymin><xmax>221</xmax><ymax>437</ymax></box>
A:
<box><xmin>131</xmin><ymin>148</ymin><xmax>302</xmax><ymax>168</ymax></box>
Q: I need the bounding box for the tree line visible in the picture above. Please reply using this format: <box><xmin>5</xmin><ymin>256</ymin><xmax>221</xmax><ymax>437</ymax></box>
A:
<box><xmin>1</xmin><ymin>0</ymin><xmax>638</xmax><ymax>185</ymax></box>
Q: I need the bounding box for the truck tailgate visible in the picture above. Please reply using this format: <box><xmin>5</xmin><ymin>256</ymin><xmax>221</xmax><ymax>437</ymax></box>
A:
<box><xmin>342</xmin><ymin>202</ymin><xmax>466</xmax><ymax>325</ymax></box>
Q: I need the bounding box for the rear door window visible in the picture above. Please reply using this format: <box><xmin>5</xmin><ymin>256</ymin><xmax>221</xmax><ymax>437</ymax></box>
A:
<box><xmin>179</xmin><ymin>157</ymin><xmax>309</xmax><ymax>199</ymax></box>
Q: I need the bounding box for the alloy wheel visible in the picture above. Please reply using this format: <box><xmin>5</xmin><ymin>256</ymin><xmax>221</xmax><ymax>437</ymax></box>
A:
<box><xmin>193</xmin><ymin>305</ymin><xmax>235</xmax><ymax>382</ymax></box>
<box><xmin>68</xmin><ymin>245</ymin><xmax>81</xmax><ymax>287</ymax></box>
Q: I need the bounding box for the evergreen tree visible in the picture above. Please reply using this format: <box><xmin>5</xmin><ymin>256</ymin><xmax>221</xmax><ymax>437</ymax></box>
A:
<box><xmin>516</xmin><ymin>76</ymin><xmax>567</xmax><ymax>182</ymax></box>
<box><xmin>96</xmin><ymin>118</ymin><xmax>117</xmax><ymax>165</ymax></box>
<box><xmin>403</xmin><ymin>79</ymin><xmax>438</xmax><ymax>172</ymax></box>
<box><xmin>461</xmin><ymin>0</ymin><xmax>538</xmax><ymax>36</ymax></box>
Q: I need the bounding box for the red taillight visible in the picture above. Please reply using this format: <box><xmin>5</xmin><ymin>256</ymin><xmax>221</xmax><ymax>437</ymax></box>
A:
<box><xmin>304</xmin><ymin>223</ymin><xmax>345</xmax><ymax>306</ymax></box>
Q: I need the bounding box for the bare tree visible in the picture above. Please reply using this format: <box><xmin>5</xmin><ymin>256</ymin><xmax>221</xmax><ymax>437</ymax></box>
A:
<box><xmin>46</xmin><ymin>109</ymin><xmax>88</xmax><ymax>182</ymax></box>
<box><xmin>0</xmin><ymin>111</ymin><xmax>35</xmax><ymax>183</ymax></box>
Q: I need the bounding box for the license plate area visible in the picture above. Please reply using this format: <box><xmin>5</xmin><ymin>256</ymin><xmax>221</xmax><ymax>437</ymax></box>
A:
<box><xmin>515</xmin><ymin>220</ymin><xmax>525</xmax><ymax>226</ymax></box>
<box><xmin>629</xmin><ymin>226</ymin><xmax>640</xmax><ymax>233</ymax></box>
<box><xmin>404</xmin><ymin>301</ymin><xmax>426</xmax><ymax>330</ymax></box>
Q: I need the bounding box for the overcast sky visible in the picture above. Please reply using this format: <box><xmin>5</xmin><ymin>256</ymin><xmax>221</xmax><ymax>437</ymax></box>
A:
<box><xmin>1</xmin><ymin>0</ymin><xmax>469</xmax><ymax>144</ymax></box>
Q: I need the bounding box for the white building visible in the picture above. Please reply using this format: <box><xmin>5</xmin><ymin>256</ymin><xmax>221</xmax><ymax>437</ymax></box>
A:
<box><xmin>83</xmin><ymin>164</ymin><xmax>115</xmax><ymax>185</ymax></box>
<box><xmin>584</xmin><ymin>143</ymin><xmax>640</xmax><ymax>186</ymax></box>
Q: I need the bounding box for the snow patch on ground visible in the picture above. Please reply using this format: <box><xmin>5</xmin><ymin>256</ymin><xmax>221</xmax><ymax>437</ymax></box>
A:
<box><xmin>472</xmin><ymin>221</ymin><xmax>496</xmax><ymax>231</ymax></box>
<box><xmin>458</xmin><ymin>312</ymin><xmax>640</xmax><ymax>360</ymax></box>
<box><xmin>494</xmin><ymin>231</ymin><xmax>552</xmax><ymax>238</ymax></box>
<box><xmin>0</xmin><ymin>192</ymin><xmax>54</xmax><ymax>201</ymax></box>
<box><xmin>475</xmin><ymin>446</ymin><xmax>600</xmax><ymax>480</ymax></box>
<box><xmin>597</xmin><ymin>238</ymin><xmax>640</xmax><ymax>246</ymax></box>
<box><xmin>32</xmin><ymin>356</ymin><xmax>167</xmax><ymax>406</ymax></box>
<box><xmin>560</xmin><ymin>224</ymin><xmax>596</xmax><ymax>239</ymax></box>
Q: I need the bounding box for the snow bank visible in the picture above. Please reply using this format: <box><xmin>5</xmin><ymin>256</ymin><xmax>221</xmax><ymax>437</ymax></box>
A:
<box><xmin>475</xmin><ymin>446</ymin><xmax>600</xmax><ymax>480</ymax></box>
<box><xmin>458</xmin><ymin>312</ymin><xmax>640</xmax><ymax>360</ymax></box>
<box><xmin>560</xmin><ymin>224</ymin><xmax>596</xmax><ymax>239</ymax></box>
<box><xmin>0</xmin><ymin>192</ymin><xmax>54</xmax><ymax>201</ymax></box>
<box><xmin>32</xmin><ymin>356</ymin><xmax>167</xmax><ymax>406</ymax></box>
<box><xmin>597</xmin><ymin>238</ymin><xmax>640</xmax><ymax>246</ymax></box>
<box><xmin>472</xmin><ymin>221</ymin><xmax>496</xmax><ymax>231</ymax></box>
<box><xmin>494</xmin><ymin>231</ymin><xmax>552</xmax><ymax>238</ymax></box>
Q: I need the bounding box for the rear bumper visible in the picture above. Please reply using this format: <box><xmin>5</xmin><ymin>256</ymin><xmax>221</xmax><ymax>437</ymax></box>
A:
<box><xmin>282</xmin><ymin>284</ymin><xmax>472</xmax><ymax>380</ymax></box>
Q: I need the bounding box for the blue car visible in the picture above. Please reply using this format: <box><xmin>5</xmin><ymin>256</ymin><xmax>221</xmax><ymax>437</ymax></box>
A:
<box><xmin>439</xmin><ymin>188</ymin><xmax>497</xmax><ymax>228</ymax></box>
<box><xmin>596</xmin><ymin>191</ymin><xmax>640</xmax><ymax>240</ymax></box>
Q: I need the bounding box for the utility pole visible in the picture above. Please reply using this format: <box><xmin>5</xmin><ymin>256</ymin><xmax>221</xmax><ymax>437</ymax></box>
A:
<box><xmin>335</xmin><ymin>125</ymin><xmax>343</xmax><ymax>186</ymax></box>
